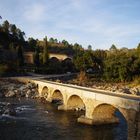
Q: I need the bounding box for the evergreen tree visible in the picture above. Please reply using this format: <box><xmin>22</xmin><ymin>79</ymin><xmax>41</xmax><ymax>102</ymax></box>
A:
<box><xmin>2</xmin><ymin>20</ymin><xmax>10</xmax><ymax>33</ymax></box>
<box><xmin>109</xmin><ymin>44</ymin><xmax>117</xmax><ymax>52</ymax></box>
<box><xmin>43</xmin><ymin>36</ymin><xmax>49</xmax><ymax>65</ymax></box>
<box><xmin>10</xmin><ymin>24</ymin><xmax>17</xmax><ymax>36</ymax></box>
<box><xmin>34</xmin><ymin>47</ymin><xmax>40</xmax><ymax>67</ymax></box>
<box><xmin>88</xmin><ymin>45</ymin><xmax>92</xmax><ymax>50</ymax></box>
<box><xmin>17</xmin><ymin>46</ymin><xmax>24</xmax><ymax>67</ymax></box>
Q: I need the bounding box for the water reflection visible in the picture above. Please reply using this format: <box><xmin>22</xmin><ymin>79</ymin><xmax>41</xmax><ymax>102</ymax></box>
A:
<box><xmin>0</xmin><ymin>98</ymin><xmax>127</xmax><ymax>140</ymax></box>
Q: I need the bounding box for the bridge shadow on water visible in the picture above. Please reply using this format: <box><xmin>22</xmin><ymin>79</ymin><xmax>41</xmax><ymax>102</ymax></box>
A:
<box><xmin>0</xmin><ymin>98</ymin><xmax>128</xmax><ymax>140</ymax></box>
<box><xmin>51</xmin><ymin>99</ymin><xmax>128</xmax><ymax>140</ymax></box>
<box><xmin>113</xmin><ymin>110</ymin><xmax>127</xmax><ymax>140</ymax></box>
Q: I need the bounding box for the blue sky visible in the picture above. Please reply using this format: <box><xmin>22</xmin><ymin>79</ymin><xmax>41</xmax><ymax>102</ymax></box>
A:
<box><xmin>0</xmin><ymin>0</ymin><xmax>140</xmax><ymax>49</ymax></box>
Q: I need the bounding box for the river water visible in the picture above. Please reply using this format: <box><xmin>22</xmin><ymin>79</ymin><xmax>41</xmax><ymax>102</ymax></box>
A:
<box><xmin>0</xmin><ymin>98</ymin><xmax>127</xmax><ymax>140</ymax></box>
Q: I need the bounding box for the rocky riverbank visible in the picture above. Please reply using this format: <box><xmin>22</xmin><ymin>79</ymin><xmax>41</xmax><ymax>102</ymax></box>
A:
<box><xmin>0</xmin><ymin>79</ymin><xmax>39</xmax><ymax>98</ymax></box>
<box><xmin>48</xmin><ymin>78</ymin><xmax>140</xmax><ymax>96</ymax></box>
<box><xmin>91</xmin><ymin>82</ymin><xmax>140</xmax><ymax>96</ymax></box>
<box><xmin>0</xmin><ymin>79</ymin><xmax>39</xmax><ymax>116</ymax></box>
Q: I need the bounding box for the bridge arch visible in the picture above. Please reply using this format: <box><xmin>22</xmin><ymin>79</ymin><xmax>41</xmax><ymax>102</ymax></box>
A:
<box><xmin>41</xmin><ymin>86</ymin><xmax>49</xmax><ymax>98</ymax></box>
<box><xmin>92</xmin><ymin>103</ymin><xmax>127</xmax><ymax>125</ymax></box>
<box><xmin>51</xmin><ymin>89</ymin><xmax>63</xmax><ymax>104</ymax></box>
<box><xmin>67</xmin><ymin>95</ymin><xmax>85</xmax><ymax>111</ymax></box>
<box><xmin>63</xmin><ymin>57</ymin><xmax>72</xmax><ymax>62</ymax></box>
<box><xmin>49</xmin><ymin>57</ymin><xmax>60</xmax><ymax>62</ymax></box>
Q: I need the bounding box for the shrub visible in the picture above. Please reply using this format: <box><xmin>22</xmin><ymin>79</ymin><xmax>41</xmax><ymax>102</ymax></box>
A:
<box><xmin>77</xmin><ymin>71</ymin><xmax>88</xmax><ymax>85</ymax></box>
<box><xmin>0</xmin><ymin>64</ymin><xmax>8</xmax><ymax>76</ymax></box>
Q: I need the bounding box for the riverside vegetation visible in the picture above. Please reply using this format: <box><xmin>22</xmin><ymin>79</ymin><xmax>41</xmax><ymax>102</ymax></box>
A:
<box><xmin>1</xmin><ymin>20</ymin><xmax>140</xmax><ymax>88</ymax></box>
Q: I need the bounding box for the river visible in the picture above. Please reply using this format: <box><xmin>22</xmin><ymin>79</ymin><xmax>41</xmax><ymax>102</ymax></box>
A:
<box><xmin>0</xmin><ymin>98</ymin><xmax>127</xmax><ymax>140</ymax></box>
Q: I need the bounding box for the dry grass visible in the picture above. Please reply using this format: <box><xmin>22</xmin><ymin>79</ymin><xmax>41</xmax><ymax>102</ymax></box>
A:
<box><xmin>77</xmin><ymin>71</ymin><xmax>88</xmax><ymax>85</ymax></box>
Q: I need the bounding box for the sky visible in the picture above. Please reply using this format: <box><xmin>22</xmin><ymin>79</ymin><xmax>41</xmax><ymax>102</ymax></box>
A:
<box><xmin>0</xmin><ymin>0</ymin><xmax>140</xmax><ymax>50</ymax></box>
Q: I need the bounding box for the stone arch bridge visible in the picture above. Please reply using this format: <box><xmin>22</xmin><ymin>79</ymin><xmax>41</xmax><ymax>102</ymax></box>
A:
<box><xmin>16</xmin><ymin>78</ymin><xmax>140</xmax><ymax>140</ymax></box>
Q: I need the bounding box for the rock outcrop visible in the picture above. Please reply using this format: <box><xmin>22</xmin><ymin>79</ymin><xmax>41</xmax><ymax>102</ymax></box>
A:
<box><xmin>0</xmin><ymin>79</ymin><xmax>39</xmax><ymax>99</ymax></box>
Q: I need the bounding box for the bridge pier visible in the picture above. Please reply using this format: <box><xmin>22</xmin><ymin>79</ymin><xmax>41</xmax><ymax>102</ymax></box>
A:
<box><xmin>77</xmin><ymin>117</ymin><xmax>119</xmax><ymax>125</ymax></box>
<box><xmin>77</xmin><ymin>114</ymin><xmax>119</xmax><ymax>125</ymax></box>
<box><xmin>46</xmin><ymin>97</ymin><xmax>52</xmax><ymax>102</ymax></box>
<box><xmin>58</xmin><ymin>105</ymin><xmax>67</xmax><ymax>110</ymax></box>
<box><xmin>78</xmin><ymin>115</ymin><xmax>93</xmax><ymax>125</ymax></box>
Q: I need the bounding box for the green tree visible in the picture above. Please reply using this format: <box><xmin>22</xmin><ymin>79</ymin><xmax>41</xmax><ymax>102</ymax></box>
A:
<box><xmin>109</xmin><ymin>44</ymin><xmax>117</xmax><ymax>52</ymax></box>
<box><xmin>49</xmin><ymin>37</ymin><xmax>55</xmax><ymax>43</ymax></box>
<box><xmin>17</xmin><ymin>28</ymin><xmax>25</xmax><ymax>41</ymax></box>
<box><xmin>34</xmin><ymin>47</ymin><xmax>40</xmax><ymax>67</ymax></box>
<box><xmin>136</xmin><ymin>43</ymin><xmax>140</xmax><ymax>55</ymax></box>
<box><xmin>73</xmin><ymin>51</ymin><xmax>84</xmax><ymax>71</ymax></box>
<box><xmin>43</xmin><ymin>36</ymin><xmax>49</xmax><ymax>65</ymax></box>
<box><xmin>83</xmin><ymin>51</ymin><xmax>94</xmax><ymax>70</ymax></box>
<box><xmin>17</xmin><ymin>46</ymin><xmax>24</xmax><ymax>67</ymax></box>
<box><xmin>28</xmin><ymin>37</ymin><xmax>37</xmax><ymax>51</ymax></box>
<box><xmin>88</xmin><ymin>45</ymin><xmax>92</xmax><ymax>50</ymax></box>
<box><xmin>103</xmin><ymin>50</ymin><xmax>134</xmax><ymax>82</ymax></box>
<box><xmin>2</xmin><ymin>20</ymin><xmax>10</xmax><ymax>33</ymax></box>
<box><xmin>48</xmin><ymin>57</ymin><xmax>62</xmax><ymax>74</ymax></box>
<box><xmin>62</xmin><ymin>40</ymin><xmax>69</xmax><ymax>46</ymax></box>
<box><xmin>10</xmin><ymin>24</ymin><xmax>17</xmax><ymax>36</ymax></box>
<box><xmin>61</xmin><ymin>58</ymin><xmax>74</xmax><ymax>72</ymax></box>
<box><xmin>9</xmin><ymin>43</ymin><xmax>17</xmax><ymax>55</ymax></box>
<box><xmin>137</xmin><ymin>43</ymin><xmax>140</xmax><ymax>49</ymax></box>
<box><xmin>54</xmin><ymin>38</ymin><xmax>58</xmax><ymax>43</ymax></box>
<box><xmin>73</xmin><ymin>50</ymin><xmax>94</xmax><ymax>71</ymax></box>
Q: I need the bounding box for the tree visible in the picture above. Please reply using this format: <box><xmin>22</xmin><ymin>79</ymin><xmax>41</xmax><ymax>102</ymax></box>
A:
<box><xmin>54</xmin><ymin>38</ymin><xmax>58</xmax><ymax>43</ymax></box>
<box><xmin>73</xmin><ymin>52</ymin><xmax>85</xmax><ymax>71</ymax></box>
<box><xmin>73</xmin><ymin>50</ymin><xmax>94</xmax><ymax>71</ymax></box>
<box><xmin>109</xmin><ymin>44</ymin><xmax>117</xmax><ymax>52</ymax></box>
<box><xmin>103</xmin><ymin>50</ymin><xmax>134</xmax><ymax>82</ymax></box>
<box><xmin>9</xmin><ymin>42</ymin><xmax>16</xmax><ymax>52</ymax></box>
<box><xmin>17</xmin><ymin>46</ymin><xmax>24</xmax><ymax>67</ymax></box>
<box><xmin>43</xmin><ymin>36</ymin><xmax>49</xmax><ymax>65</ymax></box>
<box><xmin>93</xmin><ymin>49</ymin><xmax>107</xmax><ymax>72</ymax></box>
<box><xmin>2</xmin><ymin>20</ymin><xmax>10</xmax><ymax>33</ymax></box>
<box><xmin>49</xmin><ymin>37</ymin><xmax>55</xmax><ymax>43</ymax></box>
<box><xmin>83</xmin><ymin>51</ymin><xmax>94</xmax><ymax>70</ymax></box>
<box><xmin>48</xmin><ymin>57</ymin><xmax>62</xmax><ymax>74</ymax></box>
<box><xmin>73</xmin><ymin>43</ymin><xmax>83</xmax><ymax>55</ymax></box>
<box><xmin>10</xmin><ymin>24</ymin><xmax>17</xmax><ymax>36</ymax></box>
<box><xmin>62</xmin><ymin>40</ymin><xmax>69</xmax><ymax>47</ymax></box>
<box><xmin>34</xmin><ymin>47</ymin><xmax>40</xmax><ymax>67</ymax></box>
<box><xmin>137</xmin><ymin>43</ymin><xmax>140</xmax><ymax>49</ymax></box>
<box><xmin>62</xmin><ymin>58</ymin><xmax>74</xmax><ymax>72</ymax></box>
<box><xmin>17</xmin><ymin>28</ymin><xmax>25</xmax><ymax>41</ymax></box>
<box><xmin>136</xmin><ymin>43</ymin><xmax>140</xmax><ymax>55</ymax></box>
<box><xmin>28</xmin><ymin>37</ymin><xmax>37</xmax><ymax>51</ymax></box>
<box><xmin>88</xmin><ymin>45</ymin><xmax>92</xmax><ymax>50</ymax></box>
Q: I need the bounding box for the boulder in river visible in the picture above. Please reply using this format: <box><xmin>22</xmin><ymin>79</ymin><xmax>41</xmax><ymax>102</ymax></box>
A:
<box><xmin>4</xmin><ymin>107</ymin><xmax>16</xmax><ymax>116</ymax></box>
<box><xmin>0</xmin><ymin>102</ymin><xmax>16</xmax><ymax>116</ymax></box>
